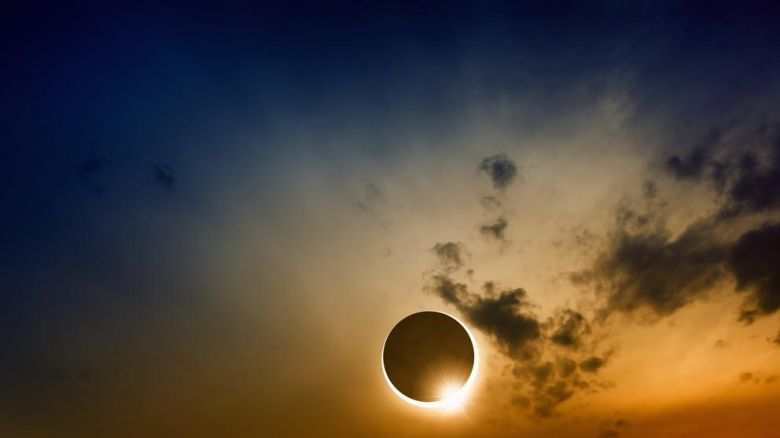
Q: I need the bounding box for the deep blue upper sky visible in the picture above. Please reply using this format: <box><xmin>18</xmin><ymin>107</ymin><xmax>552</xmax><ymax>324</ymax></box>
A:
<box><xmin>3</xmin><ymin>0</ymin><xmax>780</xmax><ymax>319</ymax></box>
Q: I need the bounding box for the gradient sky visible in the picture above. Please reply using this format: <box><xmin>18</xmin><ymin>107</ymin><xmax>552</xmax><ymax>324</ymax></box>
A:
<box><xmin>3</xmin><ymin>2</ymin><xmax>780</xmax><ymax>437</ymax></box>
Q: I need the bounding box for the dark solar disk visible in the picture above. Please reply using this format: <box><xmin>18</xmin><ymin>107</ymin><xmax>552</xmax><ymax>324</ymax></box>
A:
<box><xmin>382</xmin><ymin>311</ymin><xmax>474</xmax><ymax>402</ymax></box>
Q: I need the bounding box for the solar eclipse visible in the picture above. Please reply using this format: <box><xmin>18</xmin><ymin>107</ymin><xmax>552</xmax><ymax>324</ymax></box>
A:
<box><xmin>381</xmin><ymin>311</ymin><xmax>478</xmax><ymax>410</ymax></box>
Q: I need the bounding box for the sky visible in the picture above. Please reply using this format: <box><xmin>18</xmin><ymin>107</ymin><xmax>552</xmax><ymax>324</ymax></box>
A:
<box><xmin>2</xmin><ymin>1</ymin><xmax>780</xmax><ymax>437</ymax></box>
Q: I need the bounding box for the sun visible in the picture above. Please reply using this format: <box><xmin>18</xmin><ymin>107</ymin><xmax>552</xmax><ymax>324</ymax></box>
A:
<box><xmin>437</xmin><ymin>383</ymin><xmax>469</xmax><ymax>411</ymax></box>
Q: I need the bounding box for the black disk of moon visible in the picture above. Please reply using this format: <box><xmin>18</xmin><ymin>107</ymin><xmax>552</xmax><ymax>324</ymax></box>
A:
<box><xmin>382</xmin><ymin>311</ymin><xmax>475</xmax><ymax>403</ymax></box>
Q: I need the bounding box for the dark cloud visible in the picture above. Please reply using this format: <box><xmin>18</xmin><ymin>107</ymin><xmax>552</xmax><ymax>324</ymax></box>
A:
<box><xmin>728</xmin><ymin>222</ymin><xmax>780</xmax><ymax>323</ymax></box>
<box><xmin>663</xmin><ymin>126</ymin><xmax>780</xmax><ymax>216</ymax></box>
<box><xmin>576</xmin><ymin>219</ymin><xmax>727</xmax><ymax>319</ymax></box>
<box><xmin>525</xmin><ymin>361</ymin><xmax>554</xmax><ymax>386</ymax></box>
<box><xmin>739</xmin><ymin>372</ymin><xmax>754</xmax><ymax>383</ymax></box>
<box><xmin>533</xmin><ymin>380</ymin><xmax>575</xmax><ymax>418</ymax></box>
<box><xmin>725</xmin><ymin>140</ymin><xmax>780</xmax><ymax>214</ymax></box>
<box><xmin>579</xmin><ymin>356</ymin><xmax>606</xmax><ymax>373</ymax></box>
<box><xmin>428</xmin><ymin>247</ymin><xmax>611</xmax><ymax>418</ymax></box>
<box><xmin>432</xmin><ymin>242</ymin><xmax>467</xmax><ymax>273</ymax></box>
<box><xmin>430</xmin><ymin>275</ymin><xmax>469</xmax><ymax>307</ymax></box>
<box><xmin>711</xmin><ymin>160</ymin><xmax>731</xmax><ymax>193</ymax></box>
<box><xmin>511</xmin><ymin>359</ymin><xmax>590</xmax><ymax>418</ymax></box>
<box><xmin>738</xmin><ymin>371</ymin><xmax>778</xmax><ymax>385</ymax></box>
<box><xmin>479</xmin><ymin>217</ymin><xmax>508</xmax><ymax>242</ymax></box>
<box><xmin>664</xmin><ymin>129</ymin><xmax>722</xmax><ymax>181</ymax></box>
<box><xmin>665</xmin><ymin>145</ymin><xmax>711</xmax><ymax>180</ymax></box>
<box><xmin>465</xmin><ymin>291</ymin><xmax>542</xmax><ymax>361</ymax></box>
<box><xmin>577</xmin><ymin>210</ymin><xmax>780</xmax><ymax>324</ymax></box>
<box><xmin>549</xmin><ymin>310</ymin><xmax>590</xmax><ymax>349</ymax></box>
<box><xmin>431</xmin><ymin>276</ymin><xmax>541</xmax><ymax>360</ymax></box>
<box><xmin>653</xmin><ymin>125</ymin><xmax>780</xmax><ymax>323</ymax></box>
<box><xmin>153</xmin><ymin>163</ymin><xmax>175</xmax><ymax>190</ymax></box>
<box><xmin>557</xmin><ymin>357</ymin><xmax>578</xmax><ymax>378</ymax></box>
<box><xmin>599</xmin><ymin>418</ymin><xmax>630</xmax><ymax>438</ymax></box>
<box><xmin>578</xmin><ymin>125</ymin><xmax>780</xmax><ymax>324</ymax></box>
<box><xmin>479</xmin><ymin>154</ymin><xmax>518</xmax><ymax>192</ymax></box>
<box><xmin>510</xmin><ymin>394</ymin><xmax>530</xmax><ymax>408</ymax></box>
<box><xmin>428</xmin><ymin>240</ymin><xmax>614</xmax><ymax>418</ymax></box>
<box><xmin>773</xmin><ymin>331</ymin><xmax>780</xmax><ymax>346</ymax></box>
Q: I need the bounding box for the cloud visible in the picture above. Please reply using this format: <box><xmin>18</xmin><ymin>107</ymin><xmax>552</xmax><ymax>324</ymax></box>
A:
<box><xmin>576</xmin><ymin>209</ymin><xmax>780</xmax><ymax>325</ymax></box>
<box><xmin>432</xmin><ymin>242</ymin><xmax>467</xmax><ymax>273</ymax></box>
<box><xmin>431</xmin><ymin>276</ymin><xmax>542</xmax><ymax>360</ymax></box>
<box><xmin>662</xmin><ymin>125</ymin><xmax>780</xmax><ymax>216</ymax></box>
<box><xmin>725</xmin><ymin>141</ymin><xmax>780</xmax><ymax>215</ymax></box>
<box><xmin>510</xmin><ymin>358</ymin><xmax>592</xmax><ymax>419</ymax></box>
<box><xmin>665</xmin><ymin>145</ymin><xmax>711</xmax><ymax>180</ymax></box>
<box><xmin>464</xmin><ymin>288</ymin><xmax>543</xmax><ymax>360</ymax></box>
<box><xmin>579</xmin><ymin>356</ymin><xmax>606</xmax><ymax>373</ymax></box>
<box><xmin>773</xmin><ymin>331</ymin><xmax>780</xmax><ymax>346</ymax></box>
<box><xmin>479</xmin><ymin>154</ymin><xmax>518</xmax><ymax>191</ymax></box>
<box><xmin>557</xmin><ymin>357</ymin><xmax>578</xmax><ymax>378</ymax></box>
<box><xmin>738</xmin><ymin>371</ymin><xmax>778</xmax><ymax>384</ymax></box>
<box><xmin>574</xmin><ymin>218</ymin><xmax>727</xmax><ymax>319</ymax></box>
<box><xmin>575</xmin><ymin>124</ymin><xmax>780</xmax><ymax>324</ymax></box>
<box><xmin>739</xmin><ymin>372</ymin><xmax>754</xmax><ymax>383</ymax></box>
<box><xmin>549</xmin><ymin>310</ymin><xmax>590</xmax><ymax>349</ymax></box>
<box><xmin>728</xmin><ymin>222</ymin><xmax>780</xmax><ymax>323</ymax></box>
<box><xmin>427</xmin><ymin>247</ymin><xmax>611</xmax><ymax>418</ymax></box>
<box><xmin>629</xmin><ymin>124</ymin><xmax>780</xmax><ymax>323</ymax></box>
<box><xmin>533</xmin><ymin>380</ymin><xmax>575</xmax><ymax>418</ymax></box>
<box><xmin>428</xmin><ymin>274</ymin><xmax>588</xmax><ymax>418</ymax></box>
<box><xmin>479</xmin><ymin>217</ymin><xmax>508</xmax><ymax>242</ymax></box>
<box><xmin>599</xmin><ymin>418</ymin><xmax>631</xmax><ymax>438</ymax></box>
<box><xmin>447</xmin><ymin>124</ymin><xmax>780</xmax><ymax>420</ymax></box>
<box><xmin>153</xmin><ymin>164</ymin><xmax>175</xmax><ymax>190</ymax></box>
